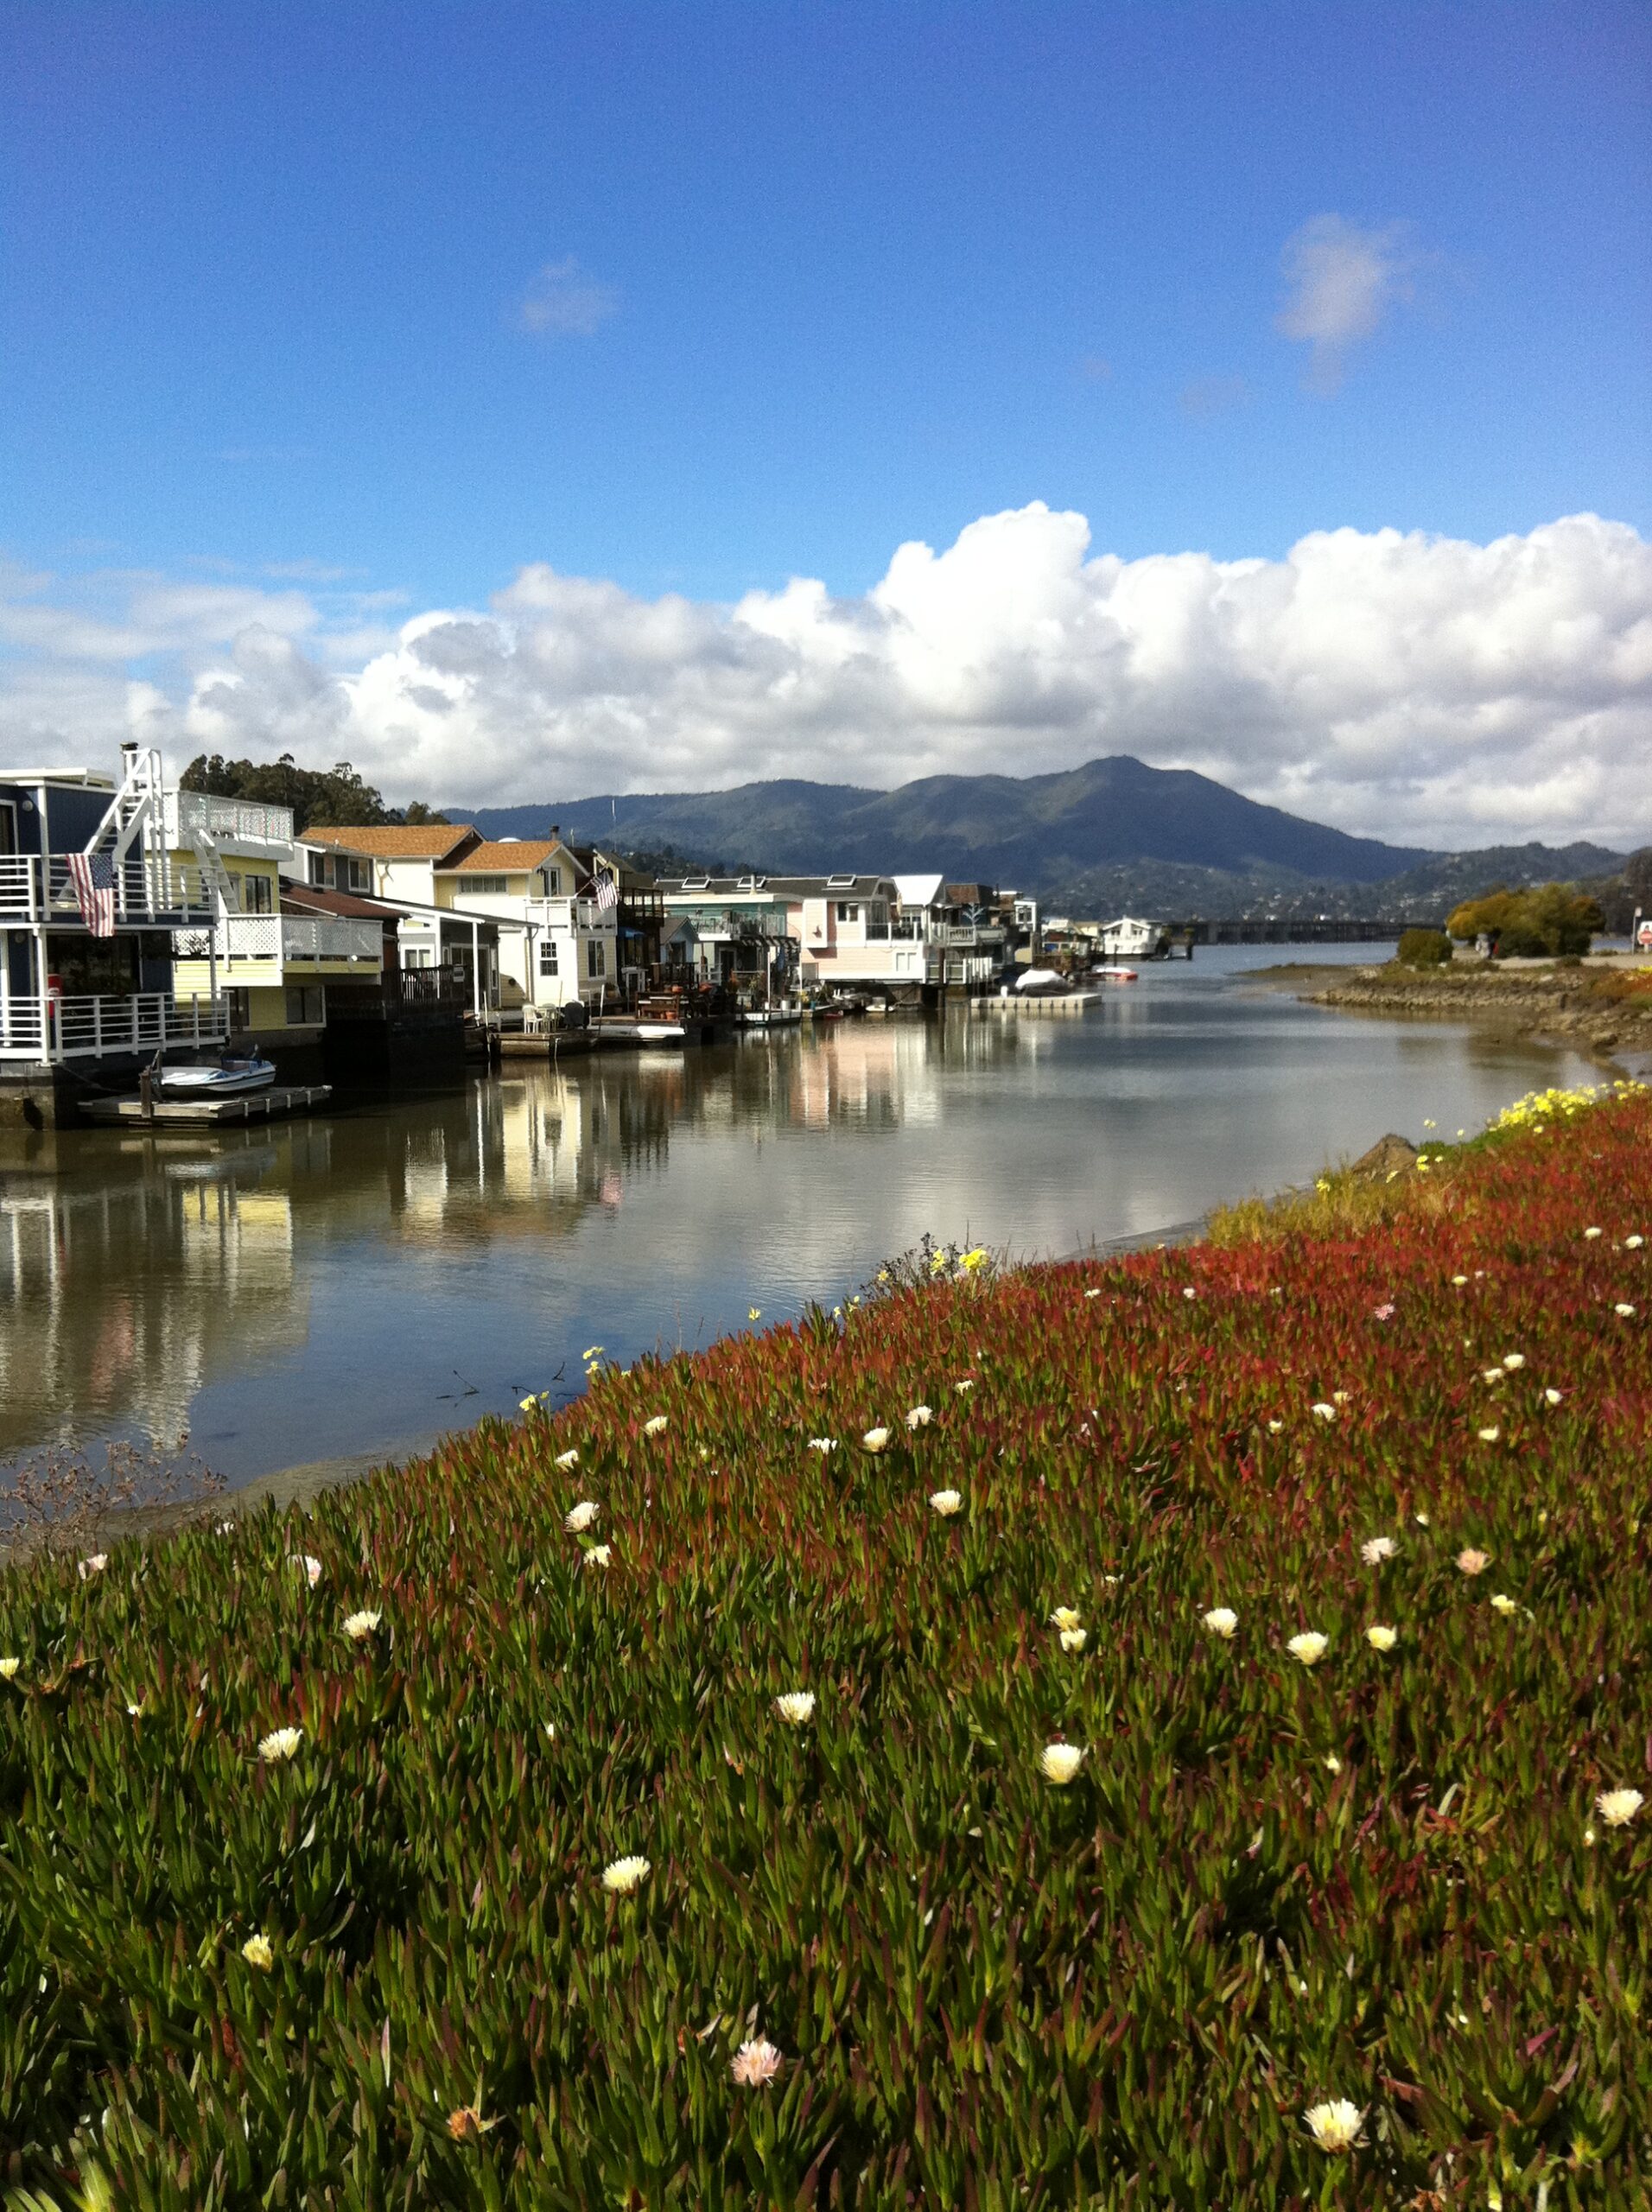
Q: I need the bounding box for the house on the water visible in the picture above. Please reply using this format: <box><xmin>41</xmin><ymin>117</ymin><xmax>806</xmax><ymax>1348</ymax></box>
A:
<box><xmin>1</xmin><ymin>748</ymin><xmax>227</xmax><ymax>1125</ymax></box>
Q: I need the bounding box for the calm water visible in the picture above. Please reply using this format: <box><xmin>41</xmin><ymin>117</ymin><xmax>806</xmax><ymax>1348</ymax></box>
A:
<box><xmin>0</xmin><ymin>949</ymin><xmax>1609</xmax><ymax>1487</ymax></box>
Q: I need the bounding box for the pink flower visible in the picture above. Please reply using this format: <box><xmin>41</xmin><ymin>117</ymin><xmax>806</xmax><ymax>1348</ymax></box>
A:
<box><xmin>1372</xmin><ymin>1303</ymin><xmax>1395</xmax><ymax>1320</ymax></box>
<box><xmin>730</xmin><ymin>2037</ymin><xmax>783</xmax><ymax>2087</ymax></box>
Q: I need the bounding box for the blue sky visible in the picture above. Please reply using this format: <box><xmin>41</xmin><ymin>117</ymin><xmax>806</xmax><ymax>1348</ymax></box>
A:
<box><xmin>1</xmin><ymin>2</ymin><xmax>1649</xmax><ymax>844</ymax></box>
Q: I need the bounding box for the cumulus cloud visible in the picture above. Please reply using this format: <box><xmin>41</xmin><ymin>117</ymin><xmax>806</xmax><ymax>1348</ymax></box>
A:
<box><xmin>517</xmin><ymin>256</ymin><xmax>620</xmax><ymax>338</ymax></box>
<box><xmin>1277</xmin><ymin>215</ymin><xmax>1424</xmax><ymax>392</ymax></box>
<box><xmin>2</xmin><ymin>505</ymin><xmax>1648</xmax><ymax>850</ymax></box>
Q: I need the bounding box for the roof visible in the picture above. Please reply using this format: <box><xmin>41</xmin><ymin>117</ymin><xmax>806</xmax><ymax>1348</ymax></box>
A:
<box><xmin>893</xmin><ymin>873</ymin><xmax>946</xmax><ymax>907</ymax></box>
<box><xmin>443</xmin><ymin>839</ymin><xmax>563</xmax><ymax>873</ymax></box>
<box><xmin>653</xmin><ymin>874</ymin><xmax>897</xmax><ymax>900</ymax></box>
<box><xmin>280</xmin><ymin>882</ymin><xmax>403</xmax><ymax>921</ymax></box>
<box><xmin>303</xmin><ymin>824</ymin><xmax>477</xmax><ymax>858</ymax></box>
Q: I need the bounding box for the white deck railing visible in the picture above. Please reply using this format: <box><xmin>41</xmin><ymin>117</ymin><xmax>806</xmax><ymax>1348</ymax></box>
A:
<box><xmin>162</xmin><ymin>791</ymin><xmax>297</xmax><ymax>850</ymax></box>
<box><xmin>0</xmin><ymin>853</ymin><xmax>214</xmax><ymax>925</ymax></box>
<box><xmin>0</xmin><ymin>992</ymin><xmax>227</xmax><ymax>1063</ymax></box>
<box><xmin>173</xmin><ymin>914</ymin><xmax>383</xmax><ymax>967</ymax></box>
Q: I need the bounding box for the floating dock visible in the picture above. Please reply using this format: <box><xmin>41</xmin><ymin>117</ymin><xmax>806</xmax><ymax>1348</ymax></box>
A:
<box><xmin>975</xmin><ymin>991</ymin><xmax>1106</xmax><ymax>1014</ymax></box>
<box><xmin>80</xmin><ymin>1084</ymin><xmax>333</xmax><ymax>1127</ymax></box>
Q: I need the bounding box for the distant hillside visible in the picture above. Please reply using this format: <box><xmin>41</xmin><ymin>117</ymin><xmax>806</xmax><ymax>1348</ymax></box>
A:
<box><xmin>448</xmin><ymin>757</ymin><xmax>1621</xmax><ymax>919</ymax></box>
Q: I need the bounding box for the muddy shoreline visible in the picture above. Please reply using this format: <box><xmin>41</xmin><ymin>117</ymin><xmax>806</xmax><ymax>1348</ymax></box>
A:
<box><xmin>1247</xmin><ymin>957</ymin><xmax>1652</xmax><ymax>1060</ymax></box>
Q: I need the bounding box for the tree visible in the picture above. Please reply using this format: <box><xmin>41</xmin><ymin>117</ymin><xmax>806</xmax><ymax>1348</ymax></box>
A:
<box><xmin>1446</xmin><ymin>882</ymin><xmax>1604</xmax><ymax>958</ymax></box>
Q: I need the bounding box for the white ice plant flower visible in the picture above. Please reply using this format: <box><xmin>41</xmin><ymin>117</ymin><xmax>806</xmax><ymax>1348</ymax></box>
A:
<box><xmin>1584</xmin><ymin>1226</ymin><xmax>1603</xmax><ymax>1239</ymax></box>
<box><xmin>774</xmin><ymin>1691</ymin><xmax>816</xmax><ymax>1726</ymax></box>
<box><xmin>1503</xmin><ymin>1352</ymin><xmax>1526</xmax><ymax>1370</ymax></box>
<box><xmin>1365</xmin><ymin>1624</ymin><xmax>1397</xmax><ymax>1652</ymax></box>
<box><xmin>1490</xmin><ymin>1593</ymin><xmax>1517</xmax><ymax>1616</ymax></box>
<box><xmin>929</xmin><ymin>1489</ymin><xmax>963</xmax><ymax>1516</ymax></box>
<box><xmin>1596</xmin><ymin>1788</ymin><xmax>1642</xmax><ymax>1828</ymax></box>
<box><xmin>554</xmin><ymin>1448</ymin><xmax>580</xmax><ymax>1471</ymax></box>
<box><xmin>601</xmin><ymin>1854</ymin><xmax>651</xmax><ymax>1894</ymax></box>
<box><xmin>563</xmin><ymin>1501</ymin><xmax>600</xmax><ymax>1534</ymax></box>
<box><xmin>342</xmin><ymin>1610</ymin><xmax>381</xmax><ymax>1641</ymax></box>
<box><xmin>290</xmin><ymin>1554</ymin><xmax>322</xmax><ymax>1589</ymax></box>
<box><xmin>1039</xmin><ymin>1742</ymin><xmax>1084</xmax><ymax>1786</ymax></box>
<box><xmin>1287</xmin><ymin>1631</ymin><xmax>1328</xmax><ymax>1667</ymax></box>
<box><xmin>584</xmin><ymin>1544</ymin><xmax>613</xmax><ymax>1569</ymax></box>
<box><xmin>1614</xmin><ymin>1303</ymin><xmax>1636</xmax><ymax>1318</ymax></box>
<box><xmin>1304</xmin><ymin>2100</ymin><xmax>1365</xmax><ymax>2152</ymax></box>
<box><xmin>905</xmin><ymin>1404</ymin><xmax>933</xmax><ymax>1429</ymax></box>
<box><xmin>807</xmin><ymin>1437</ymin><xmax>837</xmax><ymax>1452</ymax></box>
<box><xmin>861</xmin><ymin>1427</ymin><xmax>890</xmax><ymax>1453</ymax></box>
<box><xmin>1361</xmin><ymin>1536</ymin><xmax>1397</xmax><ymax>1565</ymax></box>
<box><xmin>1544</xmin><ymin>1388</ymin><xmax>1563</xmax><ymax>1406</ymax></box>
<box><xmin>1310</xmin><ymin>1402</ymin><xmax>1336</xmax><ymax>1422</ymax></box>
<box><xmin>0</xmin><ymin>1658</ymin><xmax>20</xmax><ymax>1681</ymax></box>
<box><xmin>1049</xmin><ymin>1606</ymin><xmax>1083</xmax><ymax>1633</ymax></box>
<box><xmin>258</xmin><ymin>1726</ymin><xmax>302</xmax><ymax>1763</ymax></box>
<box><xmin>78</xmin><ymin>1554</ymin><xmax>107</xmax><ymax>1580</ymax></box>
<box><xmin>1202</xmin><ymin>1607</ymin><xmax>1238</xmax><ymax>1641</ymax></box>
<box><xmin>1059</xmin><ymin>1627</ymin><xmax>1087</xmax><ymax>1652</ymax></box>
<box><xmin>643</xmin><ymin>1414</ymin><xmax>669</xmax><ymax>1435</ymax></box>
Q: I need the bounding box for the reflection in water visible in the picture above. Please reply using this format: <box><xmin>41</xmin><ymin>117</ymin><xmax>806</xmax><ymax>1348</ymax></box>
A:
<box><xmin>0</xmin><ymin>954</ymin><xmax>1607</xmax><ymax>1486</ymax></box>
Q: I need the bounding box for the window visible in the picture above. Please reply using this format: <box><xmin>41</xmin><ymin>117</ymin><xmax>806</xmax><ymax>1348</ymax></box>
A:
<box><xmin>464</xmin><ymin>874</ymin><xmax>510</xmax><ymax>894</ymax></box>
<box><xmin>538</xmin><ymin>938</ymin><xmax>560</xmax><ymax>976</ymax></box>
<box><xmin>835</xmin><ymin>902</ymin><xmax>860</xmax><ymax>924</ymax></box>
<box><xmin>308</xmin><ymin>849</ymin><xmax>326</xmax><ymax>886</ymax></box>
<box><xmin>540</xmin><ymin>866</ymin><xmax>561</xmax><ymax>894</ymax></box>
<box><xmin>224</xmin><ymin>988</ymin><xmax>251</xmax><ymax>1034</ymax></box>
<box><xmin>285</xmin><ymin>984</ymin><xmax>326</xmax><ymax>1027</ymax></box>
<box><xmin>236</xmin><ymin>871</ymin><xmax>274</xmax><ymax>914</ymax></box>
<box><xmin>345</xmin><ymin>857</ymin><xmax>372</xmax><ymax>893</ymax></box>
<box><xmin>586</xmin><ymin>938</ymin><xmax>607</xmax><ymax>979</ymax></box>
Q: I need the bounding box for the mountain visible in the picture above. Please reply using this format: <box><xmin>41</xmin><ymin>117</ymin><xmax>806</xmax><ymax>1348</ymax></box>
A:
<box><xmin>448</xmin><ymin>756</ymin><xmax>1621</xmax><ymax>919</ymax></box>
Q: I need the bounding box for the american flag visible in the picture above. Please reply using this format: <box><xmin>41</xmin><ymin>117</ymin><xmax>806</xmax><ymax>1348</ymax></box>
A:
<box><xmin>593</xmin><ymin>872</ymin><xmax>619</xmax><ymax>912</ymax></box>
<box><xmin>67</xmin><ymin>851</ymin><xmax>117</xmax><ymax>937</ymax></box>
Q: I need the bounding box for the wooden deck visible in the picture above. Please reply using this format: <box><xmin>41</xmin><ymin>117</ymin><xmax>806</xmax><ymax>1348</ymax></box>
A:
<box><xmin>80</xmin><ymin>1084</ymin><xmax>333</xmax><ymax>1127</ymax></box>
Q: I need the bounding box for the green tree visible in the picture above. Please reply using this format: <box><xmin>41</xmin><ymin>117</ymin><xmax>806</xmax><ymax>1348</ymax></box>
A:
<box><xmin>1446</xmin><ymin>882</ymin><xmax>1604</xmax><ymax>957</ymax></box>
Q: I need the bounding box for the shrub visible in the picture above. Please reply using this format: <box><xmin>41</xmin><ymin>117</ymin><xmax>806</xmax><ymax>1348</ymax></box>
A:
<box><xmin>1395</xmin><ymin>927</ymin><xmax>1452</xmax><ymax>969</ymax></box>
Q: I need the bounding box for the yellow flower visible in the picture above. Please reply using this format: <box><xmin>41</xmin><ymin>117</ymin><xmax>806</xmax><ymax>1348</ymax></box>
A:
<box><xmin>955</xmin><ymin>1379</ymin><xmax>975</xmax><ymax>1394</ymax></box>
<box><xmin>0</xmin><ymin>1657</ymin><xmax>20</xmax><ymax>1681</ymax></box>
<box><xmin>1583</xmin><ymin>1226</ymin><xmax>1603</xmax><ymax>1240</ymax></box>
<box><xmin>1544</xmin><ymin>1388</ymin><xmax>1562</xmax><ymax>1406</ymax></box>
<box><xmin>748</xmin><ymin>1307</ymin><xmax>761</xmax><ymax>1321</ymax></box>
<box><xmin>1365</xmin><ymin>1624</ymin><xmax>1397</xmax><ymax>1652</ymax></box>
<box><xmin>1490</xmin><ymin>1592</ymin><xmax>1517</xmax><ymax>1616</ymax></box>
<box><xmin>1049</xmin><ymin>1606</ymin><xmax>1083</xmax><ymax>1632</ymax></box>
<box><xmin>959</xmin><ymin>1247</ymin><xmax>989</xmax><ymax>1272</ymax></box>
<box><xmin>342</xmin><ymin>1610</ymin><xmax>381</xmax><ymax>1641</ymax></box>
<box><xmin>1287</xmin><ymin>1631</ymin><xmax>1328</xmax><ymax>1667</ymax></box>
<box><xmin>1477</xmin><ymin>1426</ymin><xmax>1500</xmax><ymax>1443</ymax></box>
<box><xmin>1039</xmin><ymin>1742</ymin><xmax>1084</xmax><ymax>1785</ymax></box>
<box><xmin>241</xmin><ymin>1933</ymin><xmax>274</xmax><ymax>1970</ymax></box>
<box><xmin>582</xmin><ymin>1344</ymin><xmax>604</xmax><ymax>1359</ymax></box>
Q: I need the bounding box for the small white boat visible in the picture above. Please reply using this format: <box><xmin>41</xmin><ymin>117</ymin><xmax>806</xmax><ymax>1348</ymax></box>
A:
<box><xmin>159</xmin><ymin>1055</ymin><xmax>276</xmax><ymax>1096</ymax></box>
<box><xmin>159</xmin><ymin>1056</ymin><xmax>276</xmax><ymax>1096</ymax></box>
<box><xmin>1091</xmin><ymin>966</ymin><xmax>1139</xmax><ymax>983</ymax></box>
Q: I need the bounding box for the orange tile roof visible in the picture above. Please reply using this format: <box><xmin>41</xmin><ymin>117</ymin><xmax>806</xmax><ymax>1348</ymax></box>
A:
<box><xmin>446</xmin><ymin>840</ymin><xmax>564</xmax><ymax>872</ymax></box>
<box><xmin>304</xmin><ymin>824</ymin><xmax>477</xmax><ymax>857</ymax></box>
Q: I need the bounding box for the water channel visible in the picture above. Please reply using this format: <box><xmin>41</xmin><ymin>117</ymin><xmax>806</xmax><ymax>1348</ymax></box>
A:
<box><xmin>0</xmin><ymin>948</ymin><xmax>1609</xmax><ymax>1490</ymax></box>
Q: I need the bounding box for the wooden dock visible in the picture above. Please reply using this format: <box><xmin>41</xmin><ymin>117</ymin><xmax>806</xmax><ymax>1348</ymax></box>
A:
<box><xmin>975</xmin><ymin>991</ymin><xmax>1105</xmax><ymax>1015</ymax></box>
<box><xmin>80</xmin><ymin>1084</ymin><xmax>333</xmax><ymax>1127</ymax></box>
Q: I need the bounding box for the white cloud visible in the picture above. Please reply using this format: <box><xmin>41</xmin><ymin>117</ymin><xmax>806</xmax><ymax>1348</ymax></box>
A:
<box><xmin>517</xmin><ymin>257</ymin><xmax>620</xmax><ymax>338</ymax></box>
<box><xmin>1276</xmin><ymin>215</ymin><xmax>1424</xmax><ymax>392</ymax></box>
<box><xmin>1</xmin><ymin>505</ymin><xmax>1648</xmax><ymax>850</ymax></box>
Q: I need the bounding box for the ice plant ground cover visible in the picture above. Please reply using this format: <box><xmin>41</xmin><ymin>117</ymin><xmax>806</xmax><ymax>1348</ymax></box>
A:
<box><xmin>1</xmin><ymin>1090</ymin><xmax>1649</xmax><ymax>2207</ymax></box>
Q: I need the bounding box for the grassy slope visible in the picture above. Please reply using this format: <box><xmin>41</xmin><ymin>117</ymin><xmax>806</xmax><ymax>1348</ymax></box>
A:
<box><xmin>2</xmin><ymin>1092</ymin><xmax>1649</xmax><ymax>2209</ymax></box>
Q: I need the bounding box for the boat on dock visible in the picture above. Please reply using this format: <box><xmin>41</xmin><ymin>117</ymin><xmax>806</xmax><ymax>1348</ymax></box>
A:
<box><xmin>158</xmin><ymin>1053</ymin><xmax>277</xmax><ymax>1096</ymax></box>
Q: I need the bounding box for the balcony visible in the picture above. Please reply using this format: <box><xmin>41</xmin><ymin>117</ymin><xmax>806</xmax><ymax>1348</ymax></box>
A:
<box><xmin>163</xmin><ymin>790</ymin><xmax>297</xmax><ymax>855</ymax></box>
<box><xmin>0</xmin><ymin>852</ymin><xmax>213</xmax><ymax>927</ymax></box>
<box><xmin>172</xmin><ymin>914</ymin><xmax>384</xmax><ymax>972</ymax></box>
<box><xmin>0</xmin><ymin>990</ymin><xmax>227</xmax><ymax>1064</ymax></box>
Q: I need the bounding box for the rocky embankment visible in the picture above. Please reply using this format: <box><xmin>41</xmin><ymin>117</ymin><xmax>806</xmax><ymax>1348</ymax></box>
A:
<box><xmin>1295</xmin><ymin>962</ymin><xmax>1652</xmax><ymax>1055</ymax></box>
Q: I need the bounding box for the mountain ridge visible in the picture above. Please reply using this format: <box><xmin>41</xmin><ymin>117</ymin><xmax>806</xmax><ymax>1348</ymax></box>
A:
<box><xmin>442</xmin><ymin>755</ymin><xmax>1623</xmax><ymax>919</ymax></box>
